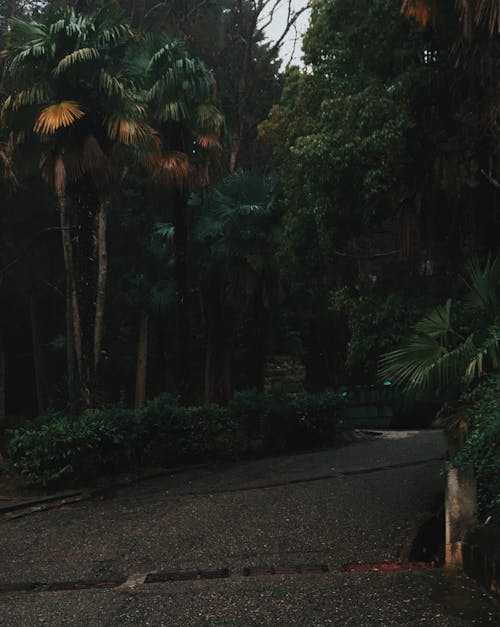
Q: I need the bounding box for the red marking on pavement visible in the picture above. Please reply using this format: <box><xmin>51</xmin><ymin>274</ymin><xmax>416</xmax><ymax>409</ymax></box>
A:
<box><xmin>342</xmin><ymin>562</ymin><xmax>433</xmax><ymax>573</ymax></box>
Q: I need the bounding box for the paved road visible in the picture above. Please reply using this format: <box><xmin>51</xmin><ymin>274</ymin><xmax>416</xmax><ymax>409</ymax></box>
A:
<box><xmin>1</xmin><ymin>430</ymin><xmax>498</xmax><ymax>626</ymax></box>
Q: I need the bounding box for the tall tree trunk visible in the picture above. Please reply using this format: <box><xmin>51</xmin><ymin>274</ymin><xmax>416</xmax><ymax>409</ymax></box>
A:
<box><xmin>94</xmin><ymin>199</ymin><xmax>108</xmax><ymax>373</ymax></box>
<box><xmin>73</xmin><ymin>182</ymin><xmax>100</xmax><ymax>409</ymax></box>
<box><xmin>173</xmin><ymin>195</ymin><xmax>191</xmax><ymax>401</ymax></box>
<box><xmin>0</xmin><ymin>328</ymin><xmax>5</xmax><ymax>439</ymax></box>
<box><xmin>204</xmin><ymin>291</ymin><xmax>234</xmax><ymax>405</ymax></box>
<box><xmin>135</xmin><ymin>309</ymin><xmax>149</xmax><ymax>409</ymax></box>
<box><xmin>58</xmin><ymin>194</ymin><xmax>81</xmax><ymax>393</ymax></box>
<box><xmin>30</xmin><ymin>295</ymin><xmax>46</xmax><ymax>415</ymax></box>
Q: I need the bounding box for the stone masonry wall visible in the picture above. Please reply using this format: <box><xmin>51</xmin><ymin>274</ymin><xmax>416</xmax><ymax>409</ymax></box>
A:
<box><xmin>263</xmin><ymin>355</ymin><xmax>306</xmax><ymax>395</ymax></box>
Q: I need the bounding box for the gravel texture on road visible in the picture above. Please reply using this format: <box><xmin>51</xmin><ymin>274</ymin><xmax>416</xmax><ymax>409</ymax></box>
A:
<box><xmin>1</xmin><ymin>430</ymin><xmax>498</xmax><ymax>625</ymax></box>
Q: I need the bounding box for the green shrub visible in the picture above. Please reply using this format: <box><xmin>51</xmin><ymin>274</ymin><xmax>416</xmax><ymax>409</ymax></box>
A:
<box><xmin>453</xmin><ymin>375</ymin><xmax>500</xmax><ymax>522</ymax></box>
<box><xmin>7</xmin><ymin>391</ymin><xmax>342</xmax><ymax>486</ymax></box>
<box><xmin>6</xmin><ymin>407</ymin><xmax>138</xmax><ymax>486</ymax></box>
<box><xmin>146</xmin><ymin>404</ymin><xmax>241</xmax><ymax>461</ymax></box>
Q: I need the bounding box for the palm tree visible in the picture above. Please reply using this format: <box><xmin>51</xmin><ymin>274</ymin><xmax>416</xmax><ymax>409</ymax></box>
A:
<box><xmin>402</xmin><ymin>0</ymin><xmax>499</xmax><ymax>36</ymax></box>
<box><xmin>2</xmin><ymin>2</ymin><xmax>153</xmax><ymax>408</ymax></box>
<box><xmin>402</xmin><ymin>1</ymin><xmax>499</xmax><ymax>188</ymax></box>
<box><xmin>194</xmin><ymin>170</ymin><xmax>282</xmax><ymax>404</ymax></box>
<box><xmin>125</xmin><ymin>33</ymin><xmax>224</xmax><ymax>399</ymax></box>
<box><xmin>380</xmin><ymin>258</ymin><xmax>500</xmax><ymax>395</ymax></box>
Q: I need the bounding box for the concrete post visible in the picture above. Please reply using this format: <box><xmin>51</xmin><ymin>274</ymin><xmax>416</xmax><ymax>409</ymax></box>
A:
<box><xmin>445</xmin><ymin>464</ymin><xmax>477</xmax><ymax>567</ymax></box>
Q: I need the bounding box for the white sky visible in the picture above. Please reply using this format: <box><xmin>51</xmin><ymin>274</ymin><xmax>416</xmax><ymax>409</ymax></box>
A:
<box><xmin>262</xmin><ymin>0</ymin><xmax>311</xmax><ymax>66</ymax></box>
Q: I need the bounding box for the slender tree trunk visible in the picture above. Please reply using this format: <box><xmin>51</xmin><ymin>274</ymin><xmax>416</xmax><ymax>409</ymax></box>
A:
<box><xmin>135</xmin><ymin>309</ymin><xmax>149</xmax><ymax>409</ymax></box>
<box><xmin>204</xmin><ymin>324</ymin><xmax>233</xmax><ymax>405</ymax></box>
<box><xmin>94</xmin><ymin>199</ymin><xmax>108</xmax><ymax>373</ymax></box>
<box><xmin>30</xmin><ymin>295</ymin><xmax>46</xmax><ymax>415</ymax></box>
<box><xmin>229</xmin><ymin>133</ymin><xmax>241</xmax><ymax>172</ymax></box>
<box><xmin>204</xmin><ymin>291</ymin><xmax>234</xmax><ymax>405</ymax></box>
<box><xmin>0</xmin><ymin>328</ymin><xmax>5</xmax><ymax>438</ymax></box>
<box><xmin>173</xmin><ymin>196</ymin><xmax>191</xmax><ymax>401</ymax></box>
<box><xmin>58</xmin><ymin>194</ymin><xmax>82</xmax><ymax>382</ymax></box>
<box><xmin>65</xmin><ymin>282</ymin><xmax>76</xmax><ymax>394</ymax></box>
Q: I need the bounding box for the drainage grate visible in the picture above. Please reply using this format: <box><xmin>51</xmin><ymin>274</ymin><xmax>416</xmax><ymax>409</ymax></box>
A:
<box><xmin>243</xmin><ymin>564</ymin><xmax>329</xmax><ymax>577</ymax></box>
<box><xmin>145</xmin><ymin>569</ymin><xmax>230</xmax><ymax>584</ymax></box>
<box><xmin>47</xmin><ymin>579</ymin><xmax>125</xmax><ymax>592</ymax></box>
<box><xmin>0</xmin><ymin>561</ymin><xmax>436</xmax><ymax>595</ymax></box>
<box><xmin>0</xmin><ymin>582</ymin><xmax>44</xmax><ymax>593</ymax></box>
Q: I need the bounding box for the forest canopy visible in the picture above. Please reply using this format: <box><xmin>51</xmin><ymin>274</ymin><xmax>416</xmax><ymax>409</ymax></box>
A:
<box><xmin>0</xmin><ymin>0</ymin><xmax>498</xmax><ymax>425</ymax></box>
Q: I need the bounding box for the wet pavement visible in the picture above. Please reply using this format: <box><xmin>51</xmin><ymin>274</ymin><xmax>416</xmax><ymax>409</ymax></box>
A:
<box><xmin>0</xmin><ymin>430</ymin><xmax>498</xmax><ymax>626</ymax></box>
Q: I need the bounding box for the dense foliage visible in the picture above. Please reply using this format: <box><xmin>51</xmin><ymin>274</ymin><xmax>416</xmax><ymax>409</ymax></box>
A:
<box><xmin>0</xmin><ymin>2</ymin><xmax>498</xmax><ymax>520</ymax></box>
<box><xmin>7</xmin><ymin>392</ymin><xmax>342</xmax><ymax>485</ymax></box>
<box><xmin>453</xmin><ymin>375</ymin><xmax>500</xmax><ymax>522</ymax></box>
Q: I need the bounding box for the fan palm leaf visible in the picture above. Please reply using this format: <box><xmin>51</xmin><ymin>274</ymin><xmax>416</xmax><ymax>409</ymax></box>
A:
<box><xmin>33</xmin><ymin>101</ymin><xmax>85</xmax><ymax>134</ymax></box>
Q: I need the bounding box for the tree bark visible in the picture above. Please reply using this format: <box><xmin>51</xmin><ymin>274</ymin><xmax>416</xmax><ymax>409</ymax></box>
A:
<box><xmin>204</xmin><ymin>290</ymin><xmax>234</xmax><ymax>405</ymax></box>
<box><xmin>0</xmin><ymin>328</ymin><xmax>5</xmax><ymax>438</ymax></box>
<box><xmin>30</xmin><ymin>295</ymin><xmax>46</xmax><ymax>415</ymax></box>
<box><xmin>135</xmin><ymin>309</ymin><xmax>149</xmax><ymax>409</ymax></box>
<box><xmin>173</xmin><ymin>196</ymin><xmax>191</xmax><ymax>401</ymax></box>
<box><xmin>94</xmin><ymin>199</ymin><xmax>108</xmax><ymax>372</ymax></box>
<box><xmin>58</xmin><ymin>194</ymin><xmax>81</xmax><ymax>396</ymax></box>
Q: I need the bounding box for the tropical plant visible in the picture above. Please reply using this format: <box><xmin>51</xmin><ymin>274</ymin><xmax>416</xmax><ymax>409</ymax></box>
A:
<box><xmin>380</xmin><ymin>258</ymin><xmax>500</xmax><ymax>393</ymax></box>
<box><xmin>1</xmin><ymin>1</ymin><xmax>152</xmax><ymax>408</ymax></box>
<box><xmin>124</xmin><ymin>32</ymin><xmax>224</xmax><ymax>399</ymax></box>
<box><xmin>402</xmin><ymin>0</ymin><xmax>500</xmax><ymax>189</ymax></box>
<box><xmin>453</xmin><ymin>373</ymin><xmax>500</xmax><ymax>521</ymax></box>
<box><xmin>194</xmin><ymin>170</ymin><xmax>282</xmax><ymax>404</ymax></box>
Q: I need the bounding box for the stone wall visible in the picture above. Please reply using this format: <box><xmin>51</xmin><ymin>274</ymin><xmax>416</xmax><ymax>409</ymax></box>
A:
<box><xmin>263</xmin><ymin>355</ymin><xmax>306</xmax><ymax>395</ymax></box>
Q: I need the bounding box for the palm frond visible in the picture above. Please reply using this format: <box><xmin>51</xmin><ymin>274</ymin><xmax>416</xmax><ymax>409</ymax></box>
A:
<box><xmin>379</xmin><ymin>332</ymin><xmax>476</xmax><ymax>391</ymax></box>
<box><xmin>10</xmin><ymin>40</ymin><xmax>49</xmax><ymax>72</ymax></box>
<box><xmin>99</xmin><ymin>70</ymin><xmax>125</xmax><ymax>97</ymax></box>
<box><xmin>196</xmin><ymin>104</ymin><xmax>224</xmax><ymax>134</ymax></box>
<box><xmin>11</xmin><ymin>83</ymin><xmax>52</xmax><ymax>110</ymax></box>
<box><xmin>53</xmin><ymin>47</ymin><xmax>100</xmax><ymax>76</ymax></box>
<box><xmin>34</xmin><ymin>101</ymin><xmax>85</xmax><ymax>134</ymax></box>
<box><xmin>8</xmin><ymin>18</ymin><xmax>48</xmax><ymax>45</ymax></box>
<box><xmin>464</xmin><ymin>257</ymin><xmax>500</xmax><ymax>319</ymax></box>
<box><xmin>98</xmin><ymin>24</ymin><xmax>133</xmax><ymax>46</ymax></box>
<box><xmin>414</xmin><ymin>299</ymin><xmax>451</xmax><ymax>337</ymax></box>
<box><xmin>157</xmin><ymin>100</ymin><xmax>189</xmax><ymax>122</ymax></box>
<box><xmin>151</xmin><ymin>151</ymin><xmax>190</xmax><ymax>188</ymax></box>
<box><xmin>105</xmin><ymin>116</ymin><xmax>155</xmax><ymax>147</ymax></box>
<box><xmin>195</xmin><ymin>133</ymin><xmax>221</xmax><ymax>150</ymax></box>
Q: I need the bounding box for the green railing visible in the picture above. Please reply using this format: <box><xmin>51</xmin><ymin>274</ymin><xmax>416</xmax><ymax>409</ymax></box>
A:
<box><xmin>339</xmin><ymin>384</ymin><xmax>440</xmax><ymax>429</ymax></box>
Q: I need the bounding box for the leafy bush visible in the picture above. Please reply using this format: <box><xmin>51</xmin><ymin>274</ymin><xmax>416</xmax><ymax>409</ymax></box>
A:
<box><xmin>7</xmin><ymin>391</ymin><xmax>342</xmax><ymax>486</ymax></box>
<box><xmin>7</xmin><ymin>407</ymin><xmax>138</xmax><ymax>486</ymax></box>
<box><xmin>330</xmin><ymin>289</ymin><xmax>428</xmax><ymax>381</ymax></box>
<box><xmin>453</xmin><ymin>375</ymin><xmax>500</xmax><ymax>521</ymax></box>
<box><xmin>144</xmin><ymin>403</ymin><xmax>242</xmax><ymax>462</ymax></box>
